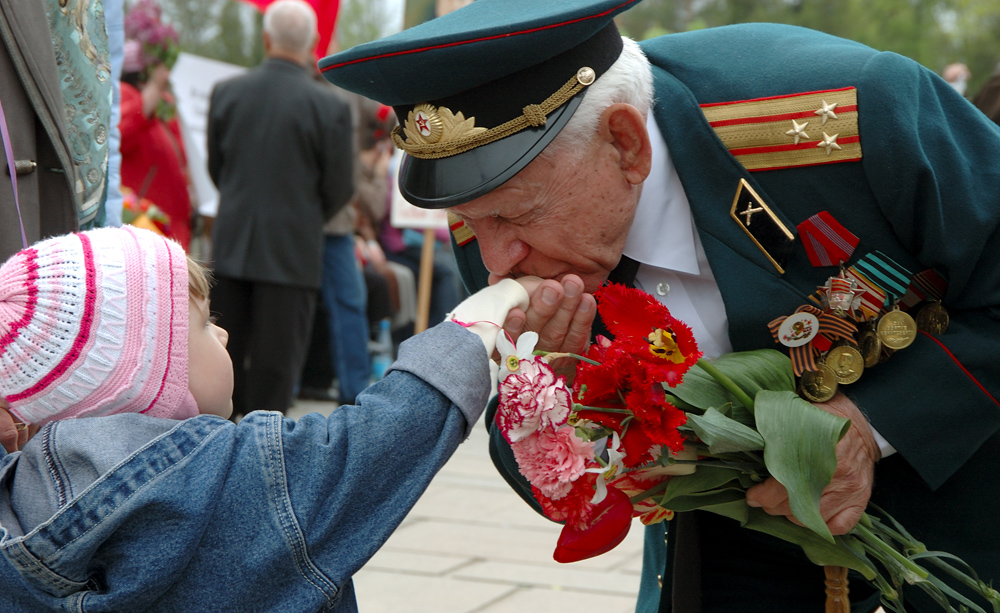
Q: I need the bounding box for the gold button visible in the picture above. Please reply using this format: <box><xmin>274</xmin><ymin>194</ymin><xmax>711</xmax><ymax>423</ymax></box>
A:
<box><xmin>577</xmin><ymin>67</ymin><xmax>596</xmax><ymax>86</ymax></box>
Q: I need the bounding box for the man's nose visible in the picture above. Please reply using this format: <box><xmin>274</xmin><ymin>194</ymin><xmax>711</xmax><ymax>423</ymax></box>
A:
<box><xmin>476</xmin><ymin>231</ymin><xmax>529</xmax><ymax>278</ymax></box>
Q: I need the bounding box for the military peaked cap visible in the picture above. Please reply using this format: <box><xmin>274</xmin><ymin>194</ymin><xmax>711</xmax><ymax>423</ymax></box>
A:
<box><xmin>318</xmin><ymin>0</ymin><xmax>641</xmax><ymax>208</ymax></box>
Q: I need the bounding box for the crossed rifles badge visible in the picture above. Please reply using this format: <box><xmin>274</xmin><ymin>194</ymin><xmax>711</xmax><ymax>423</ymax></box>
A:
<box><xmin>730</xmin><ymin>179</ymin><xmax>795</xmax><ymax>274</ymax></box>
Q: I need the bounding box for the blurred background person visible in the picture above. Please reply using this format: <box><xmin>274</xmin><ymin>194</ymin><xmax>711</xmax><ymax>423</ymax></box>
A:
<box><xmin>300</xmin><ymin>95</ymin><xmax>402</xmax><ymax>402</ymax></box>
<box><xmin>208</xmin><ymin>0</ymin><xmax>354</xmax><ymax>418</ymax></box>
<box><xmin>119</xmin><ymin>0</ymin><xmax>193</xmax><ymax>249</ymax></box>
<box><xmin>973</xmin><ymin>62</ymin><xmax>1000</xmax><ymax>127</ymax></box>
<box><xmin>943</xmin><ymin>62</ymin><xmax>972</xmax><ymax>97</ymax></box>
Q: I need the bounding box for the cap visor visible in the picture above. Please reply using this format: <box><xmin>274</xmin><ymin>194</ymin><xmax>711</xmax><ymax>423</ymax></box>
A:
<box><xmin>398</xmin><ymin>94</ymin><xmax>584</xmax><ymax>209</ymax></box>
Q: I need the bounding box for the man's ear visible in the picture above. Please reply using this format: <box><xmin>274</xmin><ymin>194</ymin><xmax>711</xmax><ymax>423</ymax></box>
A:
<box><xmin>599</xmin><ymin>103</ymin><xmax>652</xmax><ymax>185</ymax></box>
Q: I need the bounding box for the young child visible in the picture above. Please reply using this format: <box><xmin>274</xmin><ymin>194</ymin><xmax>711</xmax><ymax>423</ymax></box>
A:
<box><xmin>0</xmin><ymin>226</ymin><xmax>535</xmax><ymax>611</ymax></box>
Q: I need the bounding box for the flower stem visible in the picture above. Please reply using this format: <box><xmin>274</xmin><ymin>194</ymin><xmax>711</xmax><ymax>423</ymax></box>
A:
<box><xmin>854</xmin><ymin>522</ymin><xmax>929</xmax><ymax>583</ymax></box>
<box><xmin>629</xmin><ymin>480</ymin><xmax>669</xmax><ymax>504</ymax></box>
<box><xmin>534</xmin><ymin>350</ymin><xmax>601</xmax><ymax>366</ymax></box>
<box><xmin>695</xmin><ymin>358</ymin><xmax>755</xmax><ymax>411</ymax></box>
<box><xmin>573</xmin><ymin>404</ymin><xmax>631</xmax><ymax>414</ymax></box>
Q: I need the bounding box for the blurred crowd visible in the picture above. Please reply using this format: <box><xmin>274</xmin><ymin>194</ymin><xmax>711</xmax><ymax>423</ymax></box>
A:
<box><xmin>1</xmin><ymin>0</ymin><xmax>467</xmax><ymax>418</ymax></box>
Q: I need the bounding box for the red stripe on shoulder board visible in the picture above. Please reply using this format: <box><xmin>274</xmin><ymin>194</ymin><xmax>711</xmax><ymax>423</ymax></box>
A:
<box><xmin>699</xmin><ymin>86</ymin><xmax>856</xmax><ymax>109</ymax></box>
<box><xmin>321</xmin><ymin>0</ymin><xmax>639</xmax><ymax>72</ymax></box>
<box><xmin>919</xmin><ymin>330</ymin><xmax>1000</xmax><ymax>409</ymax></box>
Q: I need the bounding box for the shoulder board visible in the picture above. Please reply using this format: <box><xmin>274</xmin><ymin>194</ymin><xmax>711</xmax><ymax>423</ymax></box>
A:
<box><xmin>448</xmin><ymin>212</ymin><xmax>476</xmax><ymax>246</ymax></box>
<box><xmin>701</xmin><ymin>87</ymin><xmax>861</xmax><ymax>172</ymax></box>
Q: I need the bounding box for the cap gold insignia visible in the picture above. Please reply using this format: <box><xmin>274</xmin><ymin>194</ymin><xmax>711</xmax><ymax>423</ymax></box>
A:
<box><xmin>393</xmin><ymin>67</ymin><xmax>596</xmax><ymax>159</ymax></box>
<box><xmin>403</xmin><ymin>103</ymin><xmax>484</xmax><ymax>147</ymax></box>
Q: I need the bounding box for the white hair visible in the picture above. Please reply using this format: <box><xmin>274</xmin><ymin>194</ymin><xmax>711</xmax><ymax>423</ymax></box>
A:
<box><xmin>541</xmin><ymin>37</ymin><xmax>654</xmax><ymax>162</ymax></box>
<box><xmin>263</xmin><ymin>0</ymin><xmax>317</xmax><ymax>56</ymax></box>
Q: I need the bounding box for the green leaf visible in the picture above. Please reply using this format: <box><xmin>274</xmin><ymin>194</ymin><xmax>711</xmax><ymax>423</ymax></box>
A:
<box><xmin>673</xmin><ymin>349</ymin><xmax>795</xmax><ymax>414</ymax></box>
<box><xmin>754</xmin><ymin>390</ymin><xmax>850</xmax><ymax>543</ymax></box>
<box><xmin>658</xmin><ymin>466</ymin><xmax>741</xmax><ymax>507</ymax></box>
<box><xmin>685</xmin><ymin>407</ymin><xmax>765</xmax><ymax>454</ymax></box>
<box><xmin>661</xmin><ymin>488</ymin><xmax>747</xmax><ymax>512</ymax></box>
<box><xmin>706</xmin><ymin>501</ymin><xmax>877</xmax><ymax>579</ymax></box>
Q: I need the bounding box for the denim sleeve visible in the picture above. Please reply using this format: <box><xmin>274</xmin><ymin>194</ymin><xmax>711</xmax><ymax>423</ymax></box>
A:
<box><xmin>273</xmin><ymin>321</ymin><xmax>491</xmax><ymax>586</ymax></box>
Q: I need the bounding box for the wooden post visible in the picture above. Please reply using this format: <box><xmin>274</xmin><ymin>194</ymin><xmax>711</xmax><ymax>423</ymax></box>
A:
<box><xmin>824</xmin><ymin>565</ymin><xmax>850</xmax><ymax>613</ymax></box>
<box><xmin>414</xmin><ymin>228</ymin><xmax>436</xmax><ymax>333</ymax></box>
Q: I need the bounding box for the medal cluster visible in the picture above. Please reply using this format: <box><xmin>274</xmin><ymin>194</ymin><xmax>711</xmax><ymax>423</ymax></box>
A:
<box><xmin>773</xmin><ymin>269</ymin><xmax>949</xmax><ymax>404</ymax></box>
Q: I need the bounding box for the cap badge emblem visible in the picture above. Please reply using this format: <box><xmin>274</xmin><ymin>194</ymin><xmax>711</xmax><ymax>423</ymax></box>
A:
<box><xmin>403</xmin><ymin>103</ymin><xmax>485</xmax><ymax>148</ymax></box>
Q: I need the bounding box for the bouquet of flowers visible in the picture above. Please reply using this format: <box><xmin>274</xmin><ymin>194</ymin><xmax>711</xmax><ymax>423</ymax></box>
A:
<box><xmin>124</xmin><ymin>0</ymin><xmax>180</xmax><ymax>72</ymax></box>
<box><xmin>121</xmin><ymin>187</ymin><xmax>172</xmax><ymax>237</ymax></box>
<box><xmin>495</xmin><ymin>283</ymin><xmax>998</xmax><ymax>613</ymax></box>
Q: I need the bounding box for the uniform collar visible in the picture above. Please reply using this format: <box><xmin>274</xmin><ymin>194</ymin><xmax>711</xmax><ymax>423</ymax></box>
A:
<box><xmin>622</xmin><ymin>114</ymin><xmax>701</xmax><ymax>276</ymax></box>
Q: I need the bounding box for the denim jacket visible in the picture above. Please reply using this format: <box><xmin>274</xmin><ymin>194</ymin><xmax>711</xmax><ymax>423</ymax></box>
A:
<box><xmin>0</xmin><ymin>322</ymin><xmax>490</xmax><ymax>612</ymax></box>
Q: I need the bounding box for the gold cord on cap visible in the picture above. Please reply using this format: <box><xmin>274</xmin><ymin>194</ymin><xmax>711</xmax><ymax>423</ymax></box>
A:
<box><xmin>393</xmin><ymin>67</ymin><xmax>596</xmax><ymax>160</ymax></box>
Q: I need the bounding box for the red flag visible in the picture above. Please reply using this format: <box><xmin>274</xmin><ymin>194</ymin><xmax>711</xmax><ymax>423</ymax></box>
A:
<box><xmin>238</xmin><ymin>0</ymin><xmax>340</xmax><ymax>61</ymax></box>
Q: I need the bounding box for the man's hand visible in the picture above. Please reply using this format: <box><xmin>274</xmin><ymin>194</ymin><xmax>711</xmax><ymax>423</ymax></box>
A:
<box><xmin>746</xmin><ymin>393</ymin><xmax>880</xmax><ymax>535</ymax></box>
<box><xmin>501</xmin><ymin>274</ymin><xmax>596</xmax><ymax>379</ymax></box>
<box><xmin>0</xmin><ymin>399</ymin><xmax>28</xmax><ymax>453</ymax></box>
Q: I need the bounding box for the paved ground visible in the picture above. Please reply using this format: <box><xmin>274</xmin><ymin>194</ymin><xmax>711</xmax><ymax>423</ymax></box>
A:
<box><xmin>288</xmin><ymin>398</ymin><xmax>645</xmax><ymax>613</ymax></box>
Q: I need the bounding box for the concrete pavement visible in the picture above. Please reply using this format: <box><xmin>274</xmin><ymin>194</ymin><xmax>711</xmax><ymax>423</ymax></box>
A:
<box><xmin>288</xmin><ymin>398</ymin><xmax>645</xmax><ymax>613</ymax></box>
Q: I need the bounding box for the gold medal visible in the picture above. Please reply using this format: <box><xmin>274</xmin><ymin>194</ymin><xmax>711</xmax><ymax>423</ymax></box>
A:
<box><xmin>825</xmin><ymin>345</ymin><xmax>864</xmax><ymax>384</ymax></box>
<box><xmin>915</xmin><ymin>301</ymin><xmax>949</xmax><ymax>335</ymax></box>
<box><xmin>856</xmin><ymin>327</ymin><xmax>882</xmax><ymax>368</ymax></box>
<box><xmin>876</xmin><ymin>308</ymin><xmax>917</xmax><ymax>350</ymax></box>
<box><xmin>799</xmin><ymin>363</ymin><xmax>838</xmax><ymax>403</ymax></box>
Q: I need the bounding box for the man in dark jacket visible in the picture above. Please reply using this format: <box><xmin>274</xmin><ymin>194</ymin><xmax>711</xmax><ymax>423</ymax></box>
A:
<box><xmin>207</xmin><ymin>0</ymin><xmax>353</xmax><ymax>416</ymax></box>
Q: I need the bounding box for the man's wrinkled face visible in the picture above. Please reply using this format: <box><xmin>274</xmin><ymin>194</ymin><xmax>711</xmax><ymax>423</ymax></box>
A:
<box><xmin>449</xmin><ymin>143</ymin><xmax>640</xmax><ymax>294</ymax></box>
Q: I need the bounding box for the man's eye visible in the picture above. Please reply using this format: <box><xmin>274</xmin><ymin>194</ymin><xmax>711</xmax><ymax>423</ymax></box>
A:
<box><xmin>207</xmin><ymin>314</ymin><xmax>219</xmax><ymax>327</ymax></box>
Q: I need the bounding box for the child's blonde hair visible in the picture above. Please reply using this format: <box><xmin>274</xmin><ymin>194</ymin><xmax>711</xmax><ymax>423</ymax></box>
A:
<box><xmin>187</xmin><ymin>257</ymin><xmax>213</xmax><ymax>301</ymax></box>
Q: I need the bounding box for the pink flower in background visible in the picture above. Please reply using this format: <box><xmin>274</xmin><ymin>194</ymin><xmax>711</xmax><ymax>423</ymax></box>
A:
<box><xmin>512</xmin><ymin>426</ymin><xmax>595</xmax><ymax>500</ymax></box>
<box><xmin>497</xmin><ymin>358</ymin><xmax>571</xmax><ymax>443</ymax></box>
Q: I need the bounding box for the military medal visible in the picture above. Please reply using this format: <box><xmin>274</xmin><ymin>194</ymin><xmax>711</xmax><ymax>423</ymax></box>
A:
<box><xmin>825</xmin><ymin>344</ymin><xmax>864</xmax><ymax>384</ymax></box>
<box><xmin>777</xmin><ymin>311</ymin><xmax>820</xmax><ymax>347</ymax></box>
<box><xmin>856</xmin><ymin>326</ymin><xmax>882</xmax><ymax>368</ymax></box>
<box><xmin>915</xmin><ymin>300</ymin><xmax>949</xmax><ymax>335</ymax></box>
<box><xmin>877</xmin><ymin>307</ymin><xmax>917</xmax><ymax>350</ymax></box>
<box><xmin>799</xmin><ymin>364</ymin><xmax>838</xmax><ymax>403</ymax></box>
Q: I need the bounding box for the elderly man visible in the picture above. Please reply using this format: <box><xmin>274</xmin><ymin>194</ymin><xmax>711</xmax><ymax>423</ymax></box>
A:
<box><xmin>320</xmin><ymin>0</ymin><xmax>1000</xmax><ymax>611</ymax></box>
<box><xmin>208</xmin><ymin>0</ymin><xmax>353</xmax><ymax>417</ymax></box>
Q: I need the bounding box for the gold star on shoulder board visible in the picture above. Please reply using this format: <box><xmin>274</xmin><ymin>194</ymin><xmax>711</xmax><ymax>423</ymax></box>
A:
<box><xmin>817</xmin><ymin>132</ymin><xmax>842</xmax><ymax>155</ymax></box>
<box><xmin>814</xmin><ymin>100</ymin><xmax>839</xmax><ymax>124</ymax></box>
<box><xmin>785</xmin><ymin>119</ymin><xmax>811</xmax><ymax>145</ymax></box>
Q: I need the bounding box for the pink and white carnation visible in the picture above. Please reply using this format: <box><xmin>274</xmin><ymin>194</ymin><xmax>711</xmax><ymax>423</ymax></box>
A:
<box><xmin>497</xmin><ymin>357</ymin><xmax>572</xmax><ymax>443</ymax></box>
<box><xmin>511</xmin><ymin>426</ymin><xmax>596</xmax><ymax>500</ymax></box>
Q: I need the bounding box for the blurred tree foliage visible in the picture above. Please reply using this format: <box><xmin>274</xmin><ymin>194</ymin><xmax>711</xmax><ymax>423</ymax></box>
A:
<box><xmin>146</xmin><ymin>0</ymin><xmax>1000</xmax><ymax>96</ymax></box>
<box><xmin>151</xmin><ymin>0</ymin><xmax>264</xmax><ymax>68</ymax></box>
<box><xmin>144</xmin><ymin>0</ymin><xmax>394</xmax><ymax>67</ymax></box>
<box><xmin>616</xmin><ymin>0</ymin><xmax>1000</xmax><ymax>96</ymax></box>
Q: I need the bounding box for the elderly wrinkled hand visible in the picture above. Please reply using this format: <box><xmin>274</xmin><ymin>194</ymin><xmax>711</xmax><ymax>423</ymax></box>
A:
<box><xmin>0</xmin><ymin>399</ymin><xmax>28</xmax><ymax>453</ymax></box>
<box><xmin>500</xmin><ymin>274</ymin><xmax>596</xmax><ymax>380</ymax></box>
<box><xmin>745</xmin><ymin>393</ymin><xmax>880</xmax><ymax>535</ymax></box>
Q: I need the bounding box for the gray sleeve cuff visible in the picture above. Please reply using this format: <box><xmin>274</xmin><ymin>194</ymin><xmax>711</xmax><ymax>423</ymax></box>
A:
<box><xmin>387</xmin><ymin>321</ymin><xmax>492</xmax><ymax>438</ymax></box>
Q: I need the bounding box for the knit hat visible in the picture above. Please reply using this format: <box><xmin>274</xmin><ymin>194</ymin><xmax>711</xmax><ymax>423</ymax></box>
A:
<box><xmin>0</xmin><ymin>227</ymin><xmax>199</xmax><ymax>426</ymax></box>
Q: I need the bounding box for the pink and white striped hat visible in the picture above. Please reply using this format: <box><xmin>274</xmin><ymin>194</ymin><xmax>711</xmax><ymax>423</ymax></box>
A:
<box><xmin>0</xmin><ymin>227</ymin><xmax>199</xmax><ymax>425</ymax></box>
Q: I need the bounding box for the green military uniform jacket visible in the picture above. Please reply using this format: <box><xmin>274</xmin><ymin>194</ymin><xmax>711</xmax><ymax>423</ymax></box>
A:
<box><xmin>453</xmin><ymin>24</ymin><xmax>1000</xmax><ymax>612</ymax></box>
